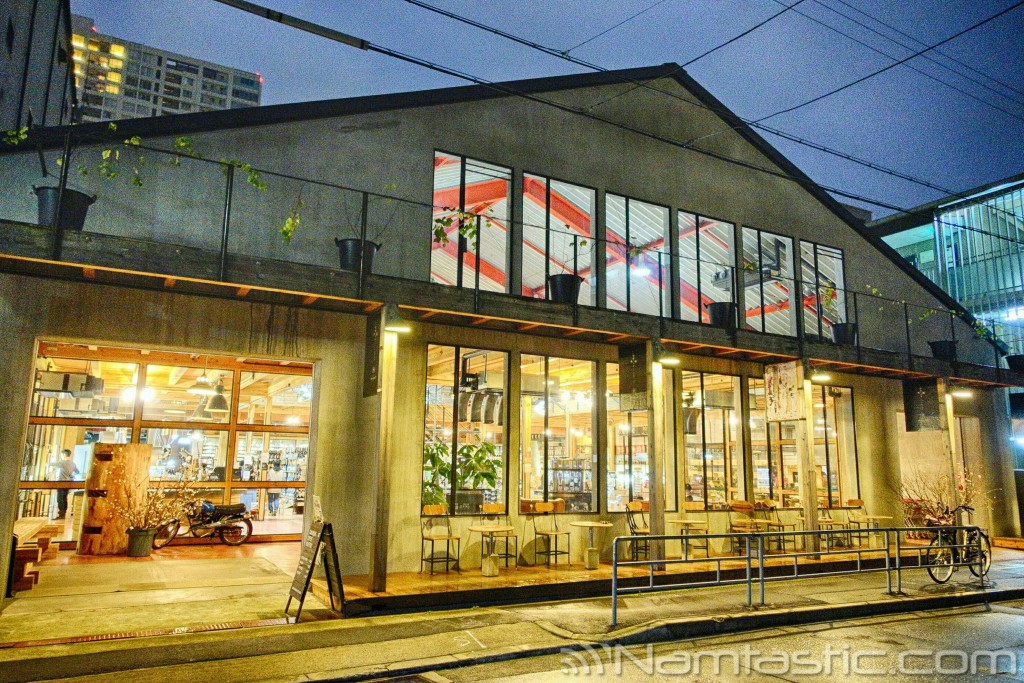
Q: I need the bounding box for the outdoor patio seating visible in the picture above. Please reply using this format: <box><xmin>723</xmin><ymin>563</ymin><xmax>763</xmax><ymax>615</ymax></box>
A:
<box><xmin>421</xmin><ymin>504</ymin><xmax>460</xmax><ymax>574</ymax></box>
<box><xmin>625</xmin><ymin>500</ymin><xmax>650</xmax><ymax>560</ymax></box>
<box><xmin>532</xmin><ymin>501</ymin><xmax>570</xmax><ymax>566</ymax></box>
<box><xmin>728</xmin><ymin>500</ymin><xmax>760</xmax><ymax>554</ymax></box>
<box><xmin>477</xmin><ymin>503</ymin><xmax>518</xmax><ymax>568</ymax></box>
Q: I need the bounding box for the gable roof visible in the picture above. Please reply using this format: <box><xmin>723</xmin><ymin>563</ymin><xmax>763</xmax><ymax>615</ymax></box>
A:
<box><xmin>25</xmin><ymin>62</ymin><xmax>983</xmax><ymax>332</ymax></box>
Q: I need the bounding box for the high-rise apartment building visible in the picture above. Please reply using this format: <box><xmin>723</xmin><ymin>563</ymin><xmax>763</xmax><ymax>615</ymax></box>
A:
<box><xmin>71</xmin><ymin>15</ymin><xmax>261</xmax><ymax>122</ymax></box>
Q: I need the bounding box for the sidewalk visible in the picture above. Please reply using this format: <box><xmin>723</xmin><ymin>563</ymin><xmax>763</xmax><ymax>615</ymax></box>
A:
<box><xmin>3</xmin><ymin>553</ymin><xmax>1022</xmax><ymax>682</ymax></box>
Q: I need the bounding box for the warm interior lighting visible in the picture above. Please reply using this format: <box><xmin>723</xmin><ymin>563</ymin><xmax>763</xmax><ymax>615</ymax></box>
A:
<box><xmin>207</xmin><ymin>379</ymin><xmax>230</xmax><ymax>412</ymax></box>
<box><xmin>950</xmin><ymin>387</ymin><xmax>974</xmax><ymax>399</ymax></box>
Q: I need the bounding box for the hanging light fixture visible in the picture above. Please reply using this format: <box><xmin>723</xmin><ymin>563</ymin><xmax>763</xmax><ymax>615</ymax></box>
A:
<box><xmin>190</xmin><ymin>395</ymin><xmax>213</xmax><ymax>420</ymax></box>
<box><xmin>187</xmin><ymin>357</ymin><xmax>216</xmax><ymax>396</ymax></box>
<box><xmin>207</xmin><ymin>376</ymin><xmax>230</xmax><ymax>413</ymax></box>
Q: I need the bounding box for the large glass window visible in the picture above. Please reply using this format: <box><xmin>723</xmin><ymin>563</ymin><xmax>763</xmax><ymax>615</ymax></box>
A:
<box><xmin>678</xmin><ymin>212</ymin><xmax>736</xmax><ymax>323</ymax></box>
<box><xmin>19</xmin><ymin>342</ymin><xmax>312</xmax><ymax>540</ymax></box>
<box><xmin>606</xmin><ymin>194</ymin><xmax>670</xmax><ymax>316</ymax></box>
<box><xmin>520</xmin><ymin>355</ymin><xmax>597</xmax><ymax>513</ymax></box>
<box><xmin>606</xmin><ymin>362</ymin><xmax>649</xmax><ymax>511</ymax></box>
<box><xmin>679</xmin><ymin>371</ymin><xmax>744</xmax><ymax>510</ymax></box>
<box><xmin>522</xmin><ymin>174</ymin><xmax>596</xmax><ymax>304</ymax></box>
<box><xmin>422</xmin><ymin>345</ymin><xmax>507</xmax><ymax>514</ymax></box>
<box><xmin>742</xmin><ymin>227</ymin><xmax>797</xmax><ymax>335</ymax></box>
<box><xmin>799</xmin><ymin>241</ymin><xmax>847</xmax><ymax>342</ymax></box>
<box><xmin>431</xmin><ymin>151</ymin><xmax>511</xmax><ymax>293</ymax></box>
<box><xmin>749</xmin><ymin>379</ymin><xmax>858</xmax><ymax>508</ymax></box>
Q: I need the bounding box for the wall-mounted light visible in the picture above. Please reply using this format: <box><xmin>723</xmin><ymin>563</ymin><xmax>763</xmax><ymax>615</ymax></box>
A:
<box><xmin>383</xmin><ymin>303</ymin><xmax>411</xmax><ymax>333</ymax></box>
<box><xmin>653</xmin><ymin>340</ymin><xmax>680</xmax><ymax>366</ymax></box>
<box><xmin>805</xmin><ymin>359</ymin><xmax>831</xmax><ymax>383</ymax></box>
<box><xmin>949</xmin><ymin>387</ymin><xmax>974</xmax><ymax>399</ymax></box>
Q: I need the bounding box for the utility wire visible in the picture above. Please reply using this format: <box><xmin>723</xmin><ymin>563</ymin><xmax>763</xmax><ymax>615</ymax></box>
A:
<box><xmin>400</xmin><ymin>0</ymin><xmax>1024</xmax><ymax>224</ymax></box>
<box><xmin>827</xmin><ymin>0</ymin><xmax>1024</xmax><ymax>101</ymax></box>
<box><xmin>810</xmin><ymin>0</ymin><xmax>1024</xmax><ymax>110</ymax></box>
<box><xmin>210</xmin><ymin>0</ymin><xmax>1021</xmax><ymax>234</ymax></box>
<box><xmin>752</xmin><ymin>0</ymin><xmax>1024</xmax><ymax>122</ymax></box>
<box><xmin>563</xmin><ymin>0</ymin><xmax>672</xmax><ymax>54</ymax></box>
<box><xmin>765</xmin><ymin>0</ymin><xmax>1024</xmax><ymax>123</ymax></box>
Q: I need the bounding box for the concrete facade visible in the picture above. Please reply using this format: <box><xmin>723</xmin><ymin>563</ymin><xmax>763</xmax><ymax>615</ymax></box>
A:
<box><xmin>1</xmin><ymin>0</ymin><xmax>74</xmax><ymax>130</ymax></box>
<box><xmin>0</xmin><ymin>65</ymin><xmax>1019</xmax><ymax>596</ymax></box>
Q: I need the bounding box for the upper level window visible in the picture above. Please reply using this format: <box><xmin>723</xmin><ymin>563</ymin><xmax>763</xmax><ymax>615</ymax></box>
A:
<box><xmin>799</xmin><ymin>241</ymin><xmax>847</xmax><ymax>342</ymax></box>
<box><xmin>606</xmin><ymin>194</ymin><xmax>670</xmax><ymax>316</ymax></box>
<box><xmin>431</xmin><ymin>152</ymin><xmax>511</xmax><ymax>293</ymax></box>
<box><xmin>678</xmin><ymin>212</ymin><xmax>735</xmax><ymax>323</ymax></box>
<box><xmin>521</xmin><ymin>174</ymin><xmax>596</xmax><ymax>304</ymax></box>
<box><xmin>742</xmin><ymin>227</ymin><xmax>797</xmax><ymax>336</ymax></box>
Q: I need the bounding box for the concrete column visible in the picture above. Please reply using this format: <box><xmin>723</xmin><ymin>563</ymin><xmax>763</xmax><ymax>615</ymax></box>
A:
<box><xmin>937</xmin><ymin>378</ymin><xmax>960</xmax><ymax>507</ymax></box>
<box><xmin>649</xmin><ymin>352</ymin><xmax>666</xmax><ymax>562</ymax></box>
<box><xmin>796</xmin><ymin>366</ymin><xmax>820</xmax><ymax>551</ymax></box>
<box><xmin>369</xmin><ymin>326</ymin><xmax>398</xmax><ymax>592</ymax></box>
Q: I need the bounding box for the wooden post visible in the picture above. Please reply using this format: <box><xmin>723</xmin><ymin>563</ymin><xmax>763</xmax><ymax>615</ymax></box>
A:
<box><xmin>369</xmin><ymin>325</ymin><xmax>397</xmax><ymax>592</ymax></box>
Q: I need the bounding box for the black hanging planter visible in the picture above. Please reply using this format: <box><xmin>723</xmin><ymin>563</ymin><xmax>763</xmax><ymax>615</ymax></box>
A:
<box><xmin>34</xmin><ymin>186</ymin><xmax>96</xmax><ymax>232</ymax></box>
<box><xmin>334</xmin><ymin>238</ymin><xmax>379</xmax><ymax>273</ymax></box>
<box><xmin>1006</xmin><ymin>354</ymin><xmax>1024</xmax><ymax>373</ymax></box>
<box><xmin>831</xmin><ymin>322</ymin><xmax>859</xmax><ymax>346</ymax></box>
<box><xmin>547</xmin><ymin>273</ymin><xmax>583</xmax><ymax>304</ymax></box>
<box><xmin>706</xmin><ymin>301</ymin><xmax>737</xmax><ymax>329</ymax></box>
<box><xmin>928</xmin><ymin>340</ymin><xmax>957</xmax><ymax>361</ymax></box>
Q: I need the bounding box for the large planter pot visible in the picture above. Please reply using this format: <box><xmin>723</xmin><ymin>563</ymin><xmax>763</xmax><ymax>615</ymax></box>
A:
<box><xmin>125</xmin><ymin>528</ymin><xmax>158</xmax><ymax>557</ymax></box>
<box><xmin>547</xmin><ymin>273</ymin><xmax>583</xmax><ymax>304</ymax></box>
<box><xmin>706</xmin><ymin>301</ymin><xmax>737</xmax><ymax>329</ymax></box>
<box><xmin>1006</xmin><ymin>354</ymin><xmax>1024</xmax><ymax>373</ymax></box>
<box><xmin>334</xmin><ymin>238</ymin><xmax>379</xmax><ymax>273</ymax></box>
<box><xmin>34</xmin><ymin>185</ymin><xmax>96</xmax><ymax>232</ymax></box>
<box><xmin>831</xmin><ymin>322</ymin><xmax>859</xmax><ymax>346</ymax></box>
<box><xmin>928</xmin><ymin>340</ymin><xmax>957</xmax><ymax>362</ymax></box>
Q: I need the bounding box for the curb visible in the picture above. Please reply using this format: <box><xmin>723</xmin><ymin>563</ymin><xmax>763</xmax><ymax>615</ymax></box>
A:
<box><xmin>320</xmin><ymin>586</ymin><xmax>1024</xmax><ymax>682</ymax></box>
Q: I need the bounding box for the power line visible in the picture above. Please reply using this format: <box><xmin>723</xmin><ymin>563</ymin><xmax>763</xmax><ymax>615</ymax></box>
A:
<box><xmin>564</xmin><ymin>0</ymin><xmax>672</xmax><ymax>54</ymax></box>
<box><xmin>812</xmin><ymin>0</ymin><xmax>1024</xmax><ymax>110</ymax></box>
<box><xmin>399</xmin><ymin>0</ymin><xmax>1024</xmax><ymax>224</ymax></box>
<box><xmin>752</xmin><ymin>0</ymin><xmax>1024</xmax><ymax>122</ymax></box>
<box><xmin>827</xmin><ymin>0</ymin><xmax>1024</xmax><ymax>101</ymax></box>
<box><xmin>210</xmin><ymin>0</ymin><xmax>1021</xmax><ymax>237</ymax></box>
<box><xmin>682</xmin><ymin>0</ymin><xmax>808</xmax><ymax>67</ymax></box>
<box><xmin>764</xmin><ymin>0</ymin><xmax>1024</xmax><ymax>123</ymax></box>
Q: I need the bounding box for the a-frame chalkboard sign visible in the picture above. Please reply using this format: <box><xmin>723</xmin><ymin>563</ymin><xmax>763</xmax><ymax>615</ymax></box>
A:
<box><xmin>285</xmin><ymin>520</ymin><xmax>345</xmax><ymax>620</ymax></box>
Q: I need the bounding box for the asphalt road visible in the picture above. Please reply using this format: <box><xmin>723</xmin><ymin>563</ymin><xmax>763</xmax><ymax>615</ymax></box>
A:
<box><xmin>415</xmin><ymin>600</ymin><xmax>1024</xmax><ymax>682</ymax></box>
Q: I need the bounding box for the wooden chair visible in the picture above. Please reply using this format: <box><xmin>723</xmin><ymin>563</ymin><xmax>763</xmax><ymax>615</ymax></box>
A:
<box><xmin>677</xmin><ymin>503</ymin><xmax>710</xmax><ymax>559</ymax></box>
<box><xmin>817</xmin><ymin>507</ymin><xmax>852</xmax><ymax>549</ymax></box>
<box><xmin>421</xmin><ymin>504</ymin><xmax>460</xmax><ymax>574</ymax></box>
<box><xmin>756</xmin><ymin>500</ymin><xmax>796</xmax><ymax>551</ymax></box>
<box><xmin>532</xmin><ymin>501</ymin><xmax>570</xmax><ymax>566</ymax></box>
<box><xmin>728</xmin><ymin>500</ymin><xmax>759</xmax><ymax>555</ymax></box>
<box><xmin>625</xmin><ymin>500</ymin><xmax>650</xmax><ymax>560</ymax></box>
<box><xmin>846</xmin><ymin>498</ymin><xmax>869</xmax><ymax>545</ymax></box>
<box><xmin>479</xmin><ymin>503</ymin><xmax>518</xmax><ymax>569</ymax></box>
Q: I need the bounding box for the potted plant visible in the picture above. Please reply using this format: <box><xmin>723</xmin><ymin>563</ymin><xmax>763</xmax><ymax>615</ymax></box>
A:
<box><xmin>421</xmin><ymin>441</ymin><xmax>452</xmax><ymax>507</ymax></box>
<box><xmin>928</xmin><ymin>340</ymin><xmax>957</xmax><ymax>361</ymax></box>
<box><xmin>454</xmin><ymin>440</ymin><xmax>501</xmax><ymax>514</ymax></box>
<box><xmin>706</xmin><ymin>301</ymin><xmax>737</xmax><ymax>329</ymax></box>
<box><xmin>831</xmin><ymin>322</ymin><xmax>859</xmax><ymax>346</ymax></box>
<box><xmin>547</xmin><ymin>230</ymin><xmax>590</xmax><ymax>304</ymax></box>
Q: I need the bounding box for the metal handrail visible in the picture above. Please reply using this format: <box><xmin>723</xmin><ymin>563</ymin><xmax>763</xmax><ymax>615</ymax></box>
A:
<box><xmin>610</xmin><ymin>525</ymin><xmax>987</xmax><ymax>626</ymax></box>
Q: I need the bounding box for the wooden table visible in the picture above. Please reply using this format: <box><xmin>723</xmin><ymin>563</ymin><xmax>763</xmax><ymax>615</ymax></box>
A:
<box><xmin>468</xmin><ymin>524</ymin><xmax>514</xmax><ymax>576</ymax></box>
<box><xmin>667</xmin><ymin>519</ymin><xmax>708</xmax><ymax>559</ymax></box>
<box><xmin>569</xmin><ymin>521</ymin><xmax>613</xmax><ymax>570</ymax></box>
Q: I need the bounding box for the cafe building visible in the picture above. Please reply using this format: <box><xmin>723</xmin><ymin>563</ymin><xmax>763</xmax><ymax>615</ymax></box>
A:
<box><xmin>0</xmin><ymin>64</ymin><xmax>1020</xmax><ymax>601</ymax></box>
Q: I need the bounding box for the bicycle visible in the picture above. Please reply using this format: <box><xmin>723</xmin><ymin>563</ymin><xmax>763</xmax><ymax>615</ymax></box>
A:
<box><xmin>924</xmin><ymin>504</ymin><xmax>991</xmax><ymax>583</ymax></box>
<box><xmin>153</xmin><ymin>500</ymin><xmax>253</xmax><ymax>549</ymax></box>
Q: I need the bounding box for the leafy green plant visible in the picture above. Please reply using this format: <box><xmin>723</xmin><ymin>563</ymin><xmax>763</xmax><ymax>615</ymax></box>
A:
<box><xmin>432</xmin><ymin>207</ymin><xmax>493</xmax><ymax>246</ymax></box>
<box><xmin>422</xmin><ymin>441</ymin><xmax>452</xmax><ymax>506</ymax></box>
<box><xmin>455</xmin><ymin>441</ymin><xmax>501</xmax><ymax>490</ymax></box>
<box><xmin>4</xmin><ymin>126</ymin><xmax>28</xmax><ymax>146</ymax></box>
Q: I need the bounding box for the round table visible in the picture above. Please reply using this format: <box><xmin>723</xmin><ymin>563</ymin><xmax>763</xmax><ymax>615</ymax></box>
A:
<box><xmin>468</xmin><ymin>524</ymin><xmax>514</xmax><ymax>576</ymax></box>
<box><xmin>569</xmin><ymin>521</ymin><xmax>613</xmax><ymax>570</ymax></box>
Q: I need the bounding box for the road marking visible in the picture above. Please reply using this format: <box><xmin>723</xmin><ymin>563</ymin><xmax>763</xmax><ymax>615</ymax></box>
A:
<box><xmin>465</xmin><ymin>629</ymin><xmax>486</xmax><ymax>649</ymax></box>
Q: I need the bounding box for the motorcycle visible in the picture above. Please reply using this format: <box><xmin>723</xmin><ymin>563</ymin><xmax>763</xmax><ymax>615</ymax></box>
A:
<box><xmin>153</xmin><ymin>500</ymin><xmax>253</xmax><ymax>548</ymax></box>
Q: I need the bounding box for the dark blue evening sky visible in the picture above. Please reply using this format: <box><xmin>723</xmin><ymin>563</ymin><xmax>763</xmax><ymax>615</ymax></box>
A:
<box><xmin>71</xmin><ymin>0</ymin><xmax>1024</xmax><ymax>218</ymax></box>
